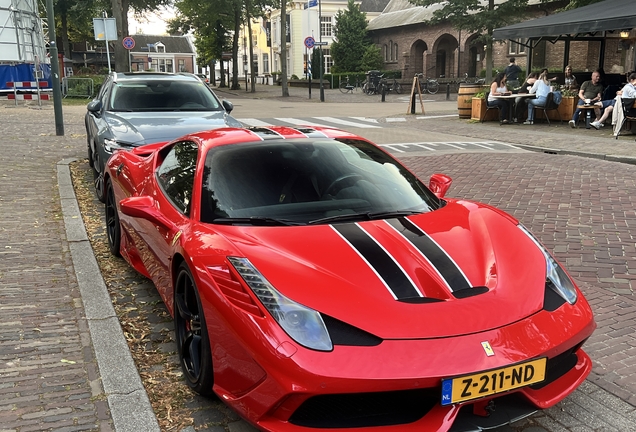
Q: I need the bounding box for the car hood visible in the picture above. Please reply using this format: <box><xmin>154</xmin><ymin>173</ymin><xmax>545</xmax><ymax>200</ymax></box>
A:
<box><xmin>206</xmin><ymin>200</ymin><xmax>549</xmax><ymax>340</ymax></box>
<box><xmin>104</xmin><ymin>111</ymin><xmax>242</xmax><ymax>145</ymax></box>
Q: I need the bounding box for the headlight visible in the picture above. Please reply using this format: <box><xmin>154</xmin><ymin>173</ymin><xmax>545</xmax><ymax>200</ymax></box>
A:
<box><xmin>228</xmin><ymin>257</ymin><xmax>333</xmax><ymax>351</ymax></box>
<box><xmin>518</xmin><ymin>225</ymin><xmax>577</xmax><ymax>304</ymax></box>
<box><xmin>103</xmin><ymin>138</ymin><xmax>132</xmax><ymax>153</ymax></box>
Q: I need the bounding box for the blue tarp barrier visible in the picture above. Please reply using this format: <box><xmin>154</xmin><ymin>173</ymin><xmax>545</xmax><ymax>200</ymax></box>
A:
<box><xmin>0</xmin><ymin>63</ymin><xmax>52</xmax><ymax>90</ymax></box>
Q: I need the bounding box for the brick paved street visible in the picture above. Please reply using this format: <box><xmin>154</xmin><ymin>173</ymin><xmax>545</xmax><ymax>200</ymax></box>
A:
<box><xmin>2</xmin><ymin>90</ymin><xmax>636</xmax><ymax>431</ymax></box>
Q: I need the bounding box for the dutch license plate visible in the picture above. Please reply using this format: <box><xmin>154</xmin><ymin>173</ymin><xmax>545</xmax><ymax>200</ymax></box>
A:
<box><xmin>440</xmin><ymin>357</ymin><xmax>547</xmax><ymax>406</ymax></box>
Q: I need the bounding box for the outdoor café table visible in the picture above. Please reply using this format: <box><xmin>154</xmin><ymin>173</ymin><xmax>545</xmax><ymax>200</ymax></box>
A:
<box><xmin>577</xmin><ymin>105</ymin><xmax>596</xmax><ymax>129</ymax></box>
<box><xmin>492</xmin><ymin>93</ymin><xmax>535</xmax><ymax>122</ymax></box>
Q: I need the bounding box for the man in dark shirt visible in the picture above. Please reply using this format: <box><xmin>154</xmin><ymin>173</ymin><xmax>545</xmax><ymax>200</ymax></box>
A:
<box><xmin>504</xmin><ymin>58</ymin><xmax>522</xmax><ymax>89</ymax></box>
<box><xmin>569</xmin><ymin>71</ymin><xmax>604</xmax><ymax>127</ymax></box>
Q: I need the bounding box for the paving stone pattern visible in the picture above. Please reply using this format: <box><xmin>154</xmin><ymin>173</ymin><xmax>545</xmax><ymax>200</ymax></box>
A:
<box><xmin>0</xmin><ymin>106</ymin><xmax>113</xmax><ymax>431</ymax></box>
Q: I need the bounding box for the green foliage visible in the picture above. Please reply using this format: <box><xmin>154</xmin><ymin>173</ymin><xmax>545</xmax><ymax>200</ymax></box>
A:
<box><xmin>330</xmin><ymin>0</ymin><xmax>370</xmax><ymax>73</ymax></box>
<box><xmin>360</xmin><ymin>44</ymin><xmax>384</xmax><ymax>72</ymax></box>
<box><xmin>311</xmin><ymin>48</ymin><xmax>324</xmax><ymax>78</ymax></box>
<box><xmin>473</xmin><ymin>90</ymin><xmax>486</xmax><ymax>99</ymax></box>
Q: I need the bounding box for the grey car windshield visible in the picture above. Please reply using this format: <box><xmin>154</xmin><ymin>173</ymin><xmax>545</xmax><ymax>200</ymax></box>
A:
<box><xmin>200</xmin><ymin>139</ymin><xmax>442</xmax><ymax>225</ymax></box>
<box><xmin>109</xmin><ymin>80</ymin><xmax>222</xmax><ymax>112</ymax></box>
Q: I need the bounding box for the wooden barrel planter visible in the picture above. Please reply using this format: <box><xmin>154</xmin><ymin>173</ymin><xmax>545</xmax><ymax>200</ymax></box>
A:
<box><xmin>458</xmin><ymin>84</ymin><xmax>484</xmax><ymax>118</ymax></box>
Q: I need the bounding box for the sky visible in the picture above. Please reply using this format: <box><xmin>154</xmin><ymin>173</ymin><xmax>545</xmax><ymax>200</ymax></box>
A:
<box><xmin>128</xmin><ymin>6</ymin><xmax>172</xmax><ymax>35</ymax></box>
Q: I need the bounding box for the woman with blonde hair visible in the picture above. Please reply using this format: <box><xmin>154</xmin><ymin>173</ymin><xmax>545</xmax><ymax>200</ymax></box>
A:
<box><xmin>524</xmin><ymin>71</ymin><xmax>551</xmax><ymax>125</ymax></box>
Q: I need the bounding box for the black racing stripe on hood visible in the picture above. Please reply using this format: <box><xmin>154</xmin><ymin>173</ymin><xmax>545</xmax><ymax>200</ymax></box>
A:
<box><xmin>248</xmin><ymin>127</ymin><xmax>283</xmax><ymax>140</ymax></box>
<box><xmin>293</xmin><ymin>127</ymin><xmax>329</xmax><ymax>138</ymax></box>
<box><xmin>332</xmin><ymin>223</ymin><xmax>422</xmax><ymax>300</ymax></box>
<box><xmin>386</xmin><ymin>218</ymin><xmax>471</xmax><ymax>293</ymax></box>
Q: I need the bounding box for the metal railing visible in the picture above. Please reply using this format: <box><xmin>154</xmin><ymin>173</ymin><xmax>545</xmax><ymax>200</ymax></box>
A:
<box><xmin>62</xmin><ymin>77</ymin><xmax>94</xmax><ymax>98</ymax></box>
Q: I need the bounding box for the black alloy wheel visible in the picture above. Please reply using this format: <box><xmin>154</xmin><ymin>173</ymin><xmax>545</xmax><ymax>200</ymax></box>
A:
<box><xmin>174</xmin><ymin>262</ymin><xmax>214</xmax><ymax>395</ymax></box>
<box><xmin>105</xmin><ymin>179</ymin><xmax>121</xmax><ymax>257</ymax></box>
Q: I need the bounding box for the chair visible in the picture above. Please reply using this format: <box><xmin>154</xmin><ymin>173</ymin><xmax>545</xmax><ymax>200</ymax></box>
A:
<box><xmin>481</xmin><ymin>92</ymin><xmax>502</xmax><ymax>124</ymax></box>
<box><xmin>535</xmin><ymin>92</ymin><xmax>562</xmax><ymax>125</ymax></box>
<box><xmin>614</xmin><ymin>98</ymin><xmax>636</xmax><ymax>139</ymax></box>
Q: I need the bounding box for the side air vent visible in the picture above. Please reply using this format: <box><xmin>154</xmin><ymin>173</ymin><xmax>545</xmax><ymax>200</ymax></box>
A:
<box><xmin>208</xmin><ymin>265</ymin><xmax>264</xmax><ymax>317</ymax></box>
<box><xmin>453</xmin><ymin>286</ymin><xmax>490</xmax><ymax>299</ymax></box>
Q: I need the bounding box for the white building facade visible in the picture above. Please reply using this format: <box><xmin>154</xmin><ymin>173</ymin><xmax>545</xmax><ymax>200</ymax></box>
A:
<box><xmin>239</xmin><ymin>0</ymin><xmax>386</xmax><ymax>82</ymax></box>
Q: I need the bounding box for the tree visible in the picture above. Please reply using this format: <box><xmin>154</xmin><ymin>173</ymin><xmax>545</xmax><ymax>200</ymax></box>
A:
<box><xmin>330</xmin><ymin>0</ymin><xmax>369</xmax><ymax>73</ymax></box>
<box><xmin>360</xmin><ymin>44</ymin><xmax>383</xmax><ymax>72</ymax></box>
<box><xmin>169</xmin><ymin>0</ymin><xmax>234</xmax><ymax>86</ymax></box>
<box><xmin>109</xmin><ymin>0</ymin><xmax>171</xmax><ymax>72</ymax></box>
<box><xmin>52</xmin><ymin>0</ymin><xmax>106</xmax><ymax>59</ymax></box>
<box><xmin>410</xmin><ymin>0</ymin><xmax>529</xmax><ymax>82</ymax></box>
<box><xmin>279</xmin><ymin>4</ymin><xmax>289</xmax><ymax>96</ymax></box>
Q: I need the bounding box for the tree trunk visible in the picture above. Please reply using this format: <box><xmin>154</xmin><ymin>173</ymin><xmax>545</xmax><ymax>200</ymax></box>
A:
<box><xmin>485</xmin><ymin>0</ymin><xmax>494</xmax><ymax>83</ymax></box>
<box><xmin>231</xmin><ymin>7</ymin><xmax>240</xmax><ymax>90</ymax></box>
<box><xmin>210</xmin><ymin>60</ymin><xmax>216</xmax><ymax>86</ymax></box>
<box><xmin>60</xmin><ymin>13</ymin><xmax>70</xmax><ymax>60</ymax></box>
<box><xmin>280</xmin><ymin>3</ymin><xmax>289</xmax><ymax>97</ymax></box>
<box><xmin>110</xmin><ymin>0</ymin><xmax>129</xmax><ymax>72</ymax></box>
<box><xmin>247</xmin><ymin>13</ymin><xmax>255</xmax><ymax>92</ymax></box>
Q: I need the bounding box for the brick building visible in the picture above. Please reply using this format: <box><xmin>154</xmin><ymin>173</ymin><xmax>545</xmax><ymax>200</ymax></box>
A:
<box><xmin>367</xmin><ymin>0</ymin><xmax>635</xmax><ymax>81</ymax></box>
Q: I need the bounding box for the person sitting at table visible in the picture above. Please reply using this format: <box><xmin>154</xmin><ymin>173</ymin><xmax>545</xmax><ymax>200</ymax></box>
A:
<box><xmin>563</xmin><ymin>65</ymin><xmax>578</xmax><ymax>91</ymax></box>
<box><xmin>514</xmin><ymin>72</ymin><xmax>538</xmax><ymax>122</ymax></box>
<box><xmin>611</xmin><ymin>72</ymin><xmax>636</xmax><ymax>135</ymax></box>
<box><xmin>487</xmin><ymin>72</ymin><xmax>511</xmax><ymax>124</ymax></box>
<box><xmin>569</xmin><ymin>70</ymin><xmax>604</xmax><ymax>128</ymax></box>
<box><xmin>523</xmin><ymin>71</ymin><xmax>551</xmax><ymax>125</ymax></box>
<box><xmin>540</xmin><ymin>68</ymin><xmax>558</xmax><ymax>83</ymax></box>
<box><xmin>505</xmin><ymin>57</ymin><xmax>523</xmax><ymax>89</ymax></box>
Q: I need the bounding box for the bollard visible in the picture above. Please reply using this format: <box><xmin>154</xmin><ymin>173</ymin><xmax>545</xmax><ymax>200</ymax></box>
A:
<box><xmin>381</xmin><ymin>84</ymin><xmax>386</xmax><ymax>102</ymax></box>
<box><xmin>446</xmin><ymin>83</ymin><xmax>450</xmax><ymax>100</ymax></box>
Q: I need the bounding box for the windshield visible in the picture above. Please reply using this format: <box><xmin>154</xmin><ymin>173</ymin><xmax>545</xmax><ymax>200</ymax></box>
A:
<box><xmin>109</xmin><ymin>80</ymin><xmax>222</xmax><ymax>112</ymax></box>
<box><xmin>200</xmin><ymin>139</ymin><xmax>442</xmax><ymax>225</ymax></box>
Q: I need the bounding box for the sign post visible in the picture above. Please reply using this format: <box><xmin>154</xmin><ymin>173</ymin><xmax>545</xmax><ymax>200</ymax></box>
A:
<box><xmin>122</xmin><ymin>36</ymin><xmax>135</xmax><ymax>72</ymax></box>
<box><xmin>93</xmin><ymin>15</ymin><xmax>117</xmax><ymax>72</ymax></box>
<box><xmin>304</xmin><ymin>37</ymin><xmax>315</xmax><ymax>100</ymax></box>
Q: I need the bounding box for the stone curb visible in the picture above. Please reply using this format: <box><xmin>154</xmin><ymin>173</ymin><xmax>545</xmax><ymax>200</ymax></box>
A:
<box><xmin>511</xmin><ymin>144</ymin><xmax>636</xmax><ymax>165</ymax></box>
<box><xmin>57</xmin><ymin>158</ymin><xmax>160</xmax><ymax>432</ymax></box>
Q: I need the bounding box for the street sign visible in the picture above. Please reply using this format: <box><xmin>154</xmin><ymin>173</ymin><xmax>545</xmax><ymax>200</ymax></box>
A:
<box><xmin>314</xmin><ymin>41</ymin><xmax>328</xmax><ymax>46</ymax></box>
<box><xmin>122</xmin><ymin>36</ymin><xmax>135</xmax><ymax>50</ymax></box>
<box><xmin>93</xmin><ymin>18</ymin><xmax>117</xmax><ymax>41</ymax></box>
<box><xmin>304</xmin><ymin>36</ymin><xmax>315</xmax><ymax>49</ymax></box>
<box><xmin>307</xmin><ymin>0</ymin><xmax>318</xmax><ymax>7</ymax></box>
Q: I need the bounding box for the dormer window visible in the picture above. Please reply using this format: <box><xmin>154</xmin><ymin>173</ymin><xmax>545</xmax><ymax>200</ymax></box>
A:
<box><xmin>155</xmin><ymin>42</ymin><xmax>165</xmax><ymax>53</ymax></box>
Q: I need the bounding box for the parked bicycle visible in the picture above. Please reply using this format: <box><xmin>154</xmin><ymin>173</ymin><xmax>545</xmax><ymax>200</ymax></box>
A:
<box><xmin>415</xmin><ymin>73</ymin><xmax>440</xmax><ymax>94</ymax></box>
<box><xmin>363</xmin><ymin>70</ymin><xmax>384</xmax><ymax>95</ymax></box>
<box><xmin>381</xmin><ymin>77</ymin><xmax>403</xmax><ymax>94</ymax></box>
<box><xmin>453</xmin><ymin>73</ymin><xmax>486</xmax><ymax>92</ymax></box>
<box><xmin>339</xmin><ymin>75</ymin><xmax>364</xmax><ymax>94</ymax></box>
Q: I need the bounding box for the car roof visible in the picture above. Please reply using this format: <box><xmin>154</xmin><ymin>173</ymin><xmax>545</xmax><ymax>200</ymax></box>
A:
<box><xmin>111</xmin><ymin>72</ymin><xmax>201</xmax><ymax>83</ymax></box>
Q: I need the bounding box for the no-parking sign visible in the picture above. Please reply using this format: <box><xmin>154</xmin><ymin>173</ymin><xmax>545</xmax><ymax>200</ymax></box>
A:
<box><xmin>123</xmin><ymin>36</ymin><xmax>135</xmax><ymax>50</ymax></box>
<box><xmin>304</xmin><ymin>36</ymin><xmax>315</xmax><ymax>49</ymax></box>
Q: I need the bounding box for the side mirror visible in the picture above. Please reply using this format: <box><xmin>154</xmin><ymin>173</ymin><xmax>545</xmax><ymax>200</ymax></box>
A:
<box><xmin>120</xmin><ymin>196</ymin><xmax>174</xmax><ymax>232</ymax></box>
<box><xmin>87</xmin><ymin>99</ymin><xmax>102</xmax><ymax>113</ymax></box>
<box><xmin>428</xmin><ymin>173</ymin><xmax>453</xmax><ymax>198</ymax></box>
<box><xmin>222</xmin><ymin>99</ymin><xmax>234</xmax><ymax>113</ymax></box>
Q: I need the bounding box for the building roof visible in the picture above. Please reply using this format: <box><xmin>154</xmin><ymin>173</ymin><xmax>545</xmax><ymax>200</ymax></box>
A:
<box><xmin>359</xmin><ymin>0</ymin><xmax>392</xmax><ymax>13</ymax></box>
<box><xmin>493</xmin><ymin>0</ymin><xmax>636</xmax><ymax>39</ymax></box>
<box><xmin>367</xmin><ymin>0</ymin><xmax>543</xmax><ymax>32</ymax></box>
<box><xmin>130</xmin><ymin>34</ymin><xmax>194</xmax><ymax>54</ymax></box>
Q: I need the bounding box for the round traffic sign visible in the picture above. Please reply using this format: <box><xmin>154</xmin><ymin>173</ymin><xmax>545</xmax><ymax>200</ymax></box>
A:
<box><xmin>304</xmin><ymin>36</ymin><xmax>315</xmax><ymax>49</ymax></box>
<box><xmin>122</xmin><ymin>36</ymin><xmax>135</xmax><ymax>50</ymax></box>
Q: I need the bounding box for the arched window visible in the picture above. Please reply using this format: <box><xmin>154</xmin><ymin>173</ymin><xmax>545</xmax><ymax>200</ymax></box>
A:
<box><xmin>394</xmin><ymin>43</ymin><xmax>398</xmax><ymax>61</ymax></box>
<box><xmin>384</xmin><ymin>44</ymin><xmax>388</xmax><ymax>61</ymax></box>
<box><xmin>389</xmin><ymin>40</ymin><xmax>393</xmax><ymax>61</ymax></box>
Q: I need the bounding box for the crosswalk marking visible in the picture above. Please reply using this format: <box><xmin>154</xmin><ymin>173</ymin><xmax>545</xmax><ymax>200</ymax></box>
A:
<box><xmin>379</xmin><ymin>141</ymin><xmax>518</xmax><ymax>154</ymax></box>
<box><xmin>312</xmin><ymin>116</ymin><xmax>381</xmax><ymax>128</ymax></box>
<box><xmin>386</xmin><ymin>117</ymin><xmax>407</xmax><ymax>122</ymax></box>
<box><xmin>350</xmin><ymin>117</ymin><xmax>379</xmax><ymax>123</ymax></box>
<box><xmin>275</xmin><ymin>117</ymin><xmax>332</xmax><ymax>128</ymax></box>
<box><xmin>239</xmin><ymin>118</ymin><xmax>273</xmax><ymax>127</ymax></box>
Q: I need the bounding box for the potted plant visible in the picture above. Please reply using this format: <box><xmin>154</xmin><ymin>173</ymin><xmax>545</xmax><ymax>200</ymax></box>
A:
<box><xmin>471</xmin><ymin>91</ymin><xmax>498</xmax><ymax>121</ymax></box>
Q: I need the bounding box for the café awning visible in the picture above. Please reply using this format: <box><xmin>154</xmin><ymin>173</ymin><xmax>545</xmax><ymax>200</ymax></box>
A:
<box><xmin>492</xmin><ymin>0</ymin><xmax>636</xmax><ymax>40</ymax></box>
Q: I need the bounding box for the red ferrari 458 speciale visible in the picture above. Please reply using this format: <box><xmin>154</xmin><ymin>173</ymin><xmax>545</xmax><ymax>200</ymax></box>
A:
<box><xmin>104</xmin><ymin>126</ymin><xmax>595</xmax><ymax>431</ymax></box>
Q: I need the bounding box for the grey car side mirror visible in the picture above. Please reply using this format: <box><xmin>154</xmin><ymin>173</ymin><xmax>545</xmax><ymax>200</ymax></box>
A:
<box><xmin>87</xmin><ymin>100</ymin><xmax>102</xmax><ymax>113</ymax></box>
<box><xmin>222</xmin><ymin>100</ymin><xmax>234</xmax><ymax>114</ymax></box>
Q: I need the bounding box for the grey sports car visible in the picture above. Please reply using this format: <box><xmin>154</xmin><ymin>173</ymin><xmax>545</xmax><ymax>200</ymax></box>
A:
<box><xmin>85</xmin><ymin>72</ymin><xmax>241</xmax><ymax>201</ymax></box>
